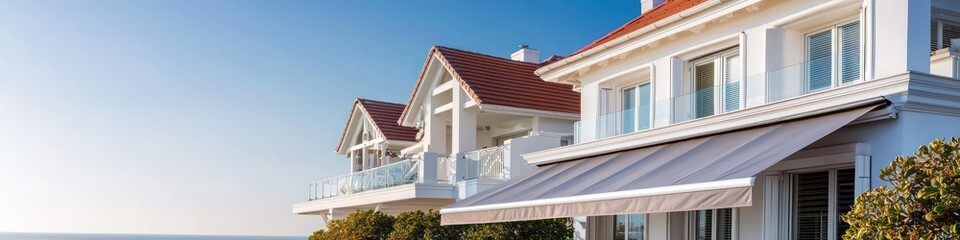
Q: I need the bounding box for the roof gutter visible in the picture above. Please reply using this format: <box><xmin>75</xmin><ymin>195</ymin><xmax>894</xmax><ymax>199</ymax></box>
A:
<box><xmin>478</xmin><ymin>104</ymin><xmax>581</xmax><ymax>120</ymax></box>
<box><xmin>535</xmin><ymin>0</ymin><xmax>726</xmax><ymax>79</ymax></box>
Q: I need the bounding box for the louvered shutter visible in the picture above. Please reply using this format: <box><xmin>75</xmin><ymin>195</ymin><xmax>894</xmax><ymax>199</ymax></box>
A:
<box><xmin>716</xmin><ymin>209</ymin><xmax>734</xmax><ymax>240</ymax></box>
<box><xmin>932</xmin><ymin>20</ymin><xmax>941</xmax><ymax>52</ymax></box>
<box><xmin>836</xmin><ymin>169</ymin><xmax>855</xmax><ymax>240</ymax></box>
<box><xmin>808</xmin><ymin>31</ymin><xmax>833</xmax><ymax>92</ymax></box>
<box><xmin>943</xmin><ymin>21</ymin><xmax>960</xmax><ymax>50</ymax></box>
<box><xmin>694</xmin><ymin>62</ymin><xmax>715</xmax><ymax>118</ymax></box>
<box><xmin>796</xmin><ymin>171</ymin><xmax>830</xmax><ymax>240</ymax></box>
<box><xmin>723</xmin><ymin>55</ymin><xmax>741</xmax><ymax>112</ymax></box>
<box><xmin>696</xmin><ymin>210</ymin><xmax>713</xmax><ymax>240</ymax></box>
<box><xmin>839</xmin><ymin>22</ymin><xmax>860</xmax><ymax>84</ymax></box>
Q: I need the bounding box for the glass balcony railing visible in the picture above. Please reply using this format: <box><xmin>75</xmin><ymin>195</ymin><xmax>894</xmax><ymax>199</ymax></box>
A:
<box><xmin>575</xmin><ymin>57</ymin><xmax>858</xmax><ymax>143</ymax></box>
<box><xmin>308</xmin><ymin>157</ymin><xmax>421</xmax><ymax>201</ymax></box>
<box><xmin>437</xmin><ymin>155</ymin><xmax>455</xmax><ymax>184</ymax></box>
<box><xmin>463</xmin><ymin>146</ymin><xmax>505</xmax><ymax>181</ymax></box>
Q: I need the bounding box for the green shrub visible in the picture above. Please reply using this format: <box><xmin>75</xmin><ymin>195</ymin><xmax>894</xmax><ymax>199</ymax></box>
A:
<box><xmin>311</xmin><ymin>210</ymin><xmax>395</xmax><ymax>240</ymax></box>
<box><xmin>842</xmin><ymin>138</ymin><xmax>960</xmax><ymax>239</ymax></box>
<box><xmin>311</xmin><ymin>209</ymin><xmax>573</xmax><ymax>240</ymax></box>
<box><xmin>462</xmin><ymin>218</ymin><xmax>573</xmax><ymax>240</ymax></box>
<box><xmin>389</xmin><ymin>210</ymin><xmax>463</xmax><ymax>240</ymax></box>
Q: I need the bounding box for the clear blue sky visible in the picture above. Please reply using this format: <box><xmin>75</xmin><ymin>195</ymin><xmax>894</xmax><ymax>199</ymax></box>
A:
<box><xmin>0</xmin><ymin>0</ymin><xmax>638</xmax><ymax>236</ymax></box>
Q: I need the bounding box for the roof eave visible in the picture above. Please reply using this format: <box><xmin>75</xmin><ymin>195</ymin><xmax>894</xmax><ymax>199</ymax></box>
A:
<box><xmin>535</xmin><ymin>0</ymin><xmax>725</xmax><ymax>81</ymax></box>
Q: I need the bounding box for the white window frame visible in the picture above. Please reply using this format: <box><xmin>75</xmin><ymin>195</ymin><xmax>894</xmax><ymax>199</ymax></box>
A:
<box><xmin>617</xmin><ymin>82</ymin><xmax>653</xmax><ymax>134</ymax></box>
<box><xmin>804</xmin><ymin>18</ymin><xmax>862</xmax><ymax>93</ymax></box>
<box><xmin>786</xmin><ymin>166</ymin><xmax>855</xmax><ymax>240</ymax></box>
<box><xmin>686</xmin><ymin>208</ymin><xmax>738</xmax><ymax>240</ymax></box>
<box><xmin>613</xmin><ymin>213</ymin><xmax>649</xmax><ymax>240</ymax></box>
<box><xmin>688</xmin><ymin>47</ymin><xmax>742</xmax><ymax>118</ymax></box>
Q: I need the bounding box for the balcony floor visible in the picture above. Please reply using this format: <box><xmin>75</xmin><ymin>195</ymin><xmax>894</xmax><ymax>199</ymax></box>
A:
<box><xmin>292</xmin><ymin>183</ymin><xmax>456</xmax><ymax>219</ymax></box>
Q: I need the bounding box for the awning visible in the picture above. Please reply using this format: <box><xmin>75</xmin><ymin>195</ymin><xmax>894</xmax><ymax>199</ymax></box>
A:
<box><xmin>440</xmin><ymin>103</ymin><xmax>883</xmax><ymax>225</ymax></box>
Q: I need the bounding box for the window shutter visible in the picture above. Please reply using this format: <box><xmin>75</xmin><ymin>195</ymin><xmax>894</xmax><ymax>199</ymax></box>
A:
<box><xmin>943</xmin><ymin>21</ymin><xmax>960</xmax><ymax>50</ymax></box>
<box><xmin>839</xmin><ymin>22</ymin><xmax>860</xmax><ymax>84</ymax></box>
<box><xmin>716</xmin><ymin>209</ymin><xmax>734</xmax><ymax>240</ymax></box>
<box><xmin>723</xmin><ymin>55</ymin><xmax>741</xmax><ymax>112</ymax></box>
<box><xmin>932</xmin><ymin>20</ymin><xmax>941</xmax><ymax>52</ymax></box>
<box><xmin>835</xmin><ymin>169</ymin><xmax>855</xmax><ymax>240</ymax></box>
<box><xmin>808</xmin><ymin>31</ymin><xmax>833</xmax><ymax>92</ymax></box>
<box><xmin>694</xmin><ymin>62</ymin><xmax>715</xmax><ymax>118</ymax></box>
<box><xmin>695</xmin><ymin>210</ymin><xmax>713</xmax><ymax>240</ymax></box>
<box><xmin>796</xmin><ymin>171</ymin><xmax>830</xmax><ymax>240</ymax></box>
<box><xmin>934</xmin><ymin>20</ymin><xmax>960</xmax><ymax>51</ymax></box>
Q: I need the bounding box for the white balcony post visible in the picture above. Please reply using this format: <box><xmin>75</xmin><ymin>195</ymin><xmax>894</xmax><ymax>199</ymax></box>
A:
<box><xmin>420</xmin><ymin>152</ymin><xmax>439</xmax><ymax>184</ymax></box>
<box><xmin>426</xmin><ymin>99</ymin><xmax>448</xmax><ymax>155</ymax></box>
<box><xmin>452</xmin><ymin>89</ymin><xmax>477</xmax><ymax>154</ymax></box>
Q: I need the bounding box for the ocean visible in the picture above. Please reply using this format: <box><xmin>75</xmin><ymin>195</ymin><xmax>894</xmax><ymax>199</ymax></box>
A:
<box><xmin>0</xmin><ymin>233</ymin><xmax>304</xmax><ymax>240</ymax></box>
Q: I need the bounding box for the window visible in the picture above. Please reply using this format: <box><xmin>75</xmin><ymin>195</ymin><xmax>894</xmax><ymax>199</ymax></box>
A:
<box><xmin>689</xmin><ymin>209</ymin><xmax>734</xmax><ymax>240</ymax></box>
<box><xmin>689</xmin><ymin>48</ymin><xmax>741</xmax><ymax>119</ymax></box>
<box><xmin>806</xmin><ymin>21</ymin><xmax>861</xmax><ymax>92</ymax></box>
<box><xmin>793</xmin><ymin>168</ymin><xmax>855</xmax><ymax>240</ymax></box>
<box><xmin>614</xmin><ymin>214</ymin><xmax>646</xmax><ymax>240</ymax></box>
<box><xmin>560</xmin><ymin>136</ymin><xmax>574</xmax><ymax>146</ymax></box>
<box><xmin>932</xmin><ymin>18</ymin><xmax>960</xmax><ymax>52</ymax></box>
<box><xmin>620</xmin><ymin>83</ymin><xmax>652</xmax><ymax>134</ymax></box>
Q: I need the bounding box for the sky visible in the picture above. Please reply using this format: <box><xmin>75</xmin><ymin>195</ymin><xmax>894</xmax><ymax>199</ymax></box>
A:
<box><xmin>0</xmin><ymin>0</ymin><xmax>639</xmax><ymax>236</ymax></box>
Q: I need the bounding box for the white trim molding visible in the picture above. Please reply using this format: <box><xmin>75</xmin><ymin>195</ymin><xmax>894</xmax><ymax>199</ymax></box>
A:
<box><xmin>525</xmin><ymin>71</ymin><xmax>921</xmax><ymax>166</ymax></box>
<box><xmin>440</xmin><ymin>177</ymin><xmax>754</xmax><ymax>214</ymax></box>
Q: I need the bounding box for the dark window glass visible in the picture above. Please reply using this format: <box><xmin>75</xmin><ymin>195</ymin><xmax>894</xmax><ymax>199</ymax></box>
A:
<box><xmin>796</xmin><ymin>171</ymin><xmax>830</xmax><ymax>240</ymax></box>
<box><xmin>615</xmin><ymin>215</ymin><xmax>626</xmax><ymax>240</ymax></box>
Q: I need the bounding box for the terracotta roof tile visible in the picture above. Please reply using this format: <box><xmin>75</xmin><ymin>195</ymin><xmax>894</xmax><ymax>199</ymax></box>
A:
<box><xmin>433</xmin><ymin>46</ymin><xmax>580</xmax><ymax>114</ymax></box>
<box><xmin>335</xmin><ymin>99</ymin><xmax>418</xmax><ymax>153</ymax></box>
<box><xmin>571</xmin><ymin>0</ymin><xmax>707</xmax><ymax>56</ymax></box>
<box><xmin>357</xmin><ymin>99</ymin><xmax>419</xmax><ymax>142</ymax></box>
<box><xmin>541</xmin><ymin>55</ymin><xmax>565</xmax><ymax>65</ymax></box>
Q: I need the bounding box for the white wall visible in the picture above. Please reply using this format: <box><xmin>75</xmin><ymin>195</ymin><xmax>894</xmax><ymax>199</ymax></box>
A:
<box><xmin>571</xmin><ymin>0</ymin><xmax>937</xmax><ymax>143</ymax></box>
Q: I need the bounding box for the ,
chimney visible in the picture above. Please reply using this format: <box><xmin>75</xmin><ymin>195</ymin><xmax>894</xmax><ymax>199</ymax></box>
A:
<box><xmin>511</xmin><ymin>44</ymin><xmax>539</xmax><ymax>63</ymax></box>
<box><xmin>640</xmin><ymin>0</ymin><xmax>667</xmax><ymax>15</ymax></box>
<box><xmin>930</xmin><ymin>39</ymin><xmax>960</xmax><ymax>79</ymax></box>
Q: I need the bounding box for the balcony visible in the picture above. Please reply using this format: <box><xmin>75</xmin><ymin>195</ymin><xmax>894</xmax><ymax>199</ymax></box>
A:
<box><xmin>576</xmin><ymin>57</ymin><xmax>854</xmax><ymax>143</ymax></box>
<box><xmin>307</xmin><ymin>153</ymin><xmax>456</xmax><ymax>201</ymax></box>
<box><xmin>462</xmin><ymin>146</ymin><xmax>505</xmax><ymax>181</ymax></box>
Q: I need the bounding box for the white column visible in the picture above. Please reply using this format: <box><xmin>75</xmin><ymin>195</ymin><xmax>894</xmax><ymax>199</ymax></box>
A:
<box><xmin>361</xmin><ymin>146</ymin><xmax>369</xmax><ymax>171</ymax></box>
<box><xmin>419</xmin><ymin>152</ymin><xmax>438</xmax><ymax>184</ymax></box>
<box><xmin>867</xmin><ymin>0</ymin><xmax>931</xmax><ymax>78</ymax></box>
<box><xmin>452</xmin><ymin>88</ymin><xmax>477</xmax><ymax>154</ymax></box>
<box><xmin>425</xmin><ymin>96</ymin><xmax>448</xmax><ymax>154</ymax></box>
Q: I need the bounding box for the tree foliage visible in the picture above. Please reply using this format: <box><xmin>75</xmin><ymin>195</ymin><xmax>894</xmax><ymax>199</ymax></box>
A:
<box><xmin>309</xmin><ymin>210</ymin><xmax>395</xmax><ymax>240</ymax></box>
<box><xmin>842</xmin><ymin>138</ymin><xmax>960</xmax><ymax>239</ymax></box>
<box><xmin>311</xmin><ymin>209</ymin><xmax>573</xmax><ymax>240</ymax></box>
<box><xmin>462</xmin><ymin>218</ymin><xmax>573</xmax><ymax>240</ymax></box>
<box><xmin>389</xmin><ymin>210</ymin><xmax>463</xmax><ymax>240</ymax></box>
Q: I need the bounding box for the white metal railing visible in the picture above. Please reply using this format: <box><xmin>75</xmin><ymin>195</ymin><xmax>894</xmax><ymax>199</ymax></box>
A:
<box><xmin>463</xmin><ymin>146</ymin><xmax>505</xmax><ymax>181</ymax></box>
<box><xmin>308</xmin><ymin>157</ymin><xmax>421</xmax><ymax>201</ymax></box>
